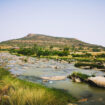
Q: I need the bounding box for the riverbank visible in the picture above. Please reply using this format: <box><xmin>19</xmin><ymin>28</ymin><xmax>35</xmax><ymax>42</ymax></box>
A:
<box><xmin>0</xmin><ymin>67</ymin><xmax>77</xmax><ymax>105</ymax></box>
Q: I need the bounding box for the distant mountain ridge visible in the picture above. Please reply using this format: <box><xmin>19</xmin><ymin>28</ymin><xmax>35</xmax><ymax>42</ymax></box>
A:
<box><xmin>0</xmin><ymin>33</ymin><xmax>104</xmax><ymax>49</ymax></box>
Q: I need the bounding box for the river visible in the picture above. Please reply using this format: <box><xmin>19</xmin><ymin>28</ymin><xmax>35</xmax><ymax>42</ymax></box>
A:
<box><xmin>1</xmin><ymin>52</ymin><xmax>105</xmax><ymax>105</ymax></box>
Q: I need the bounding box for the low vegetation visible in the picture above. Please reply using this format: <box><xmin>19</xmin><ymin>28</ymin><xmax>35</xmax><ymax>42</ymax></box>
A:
<box><xmin>8</xmin><ymin>44</ymin><xmax>105</xmax><ymax>71</ymax></box>
<box><xmin>75</xmin><ymin>62</ymin><xmax>105</xmax><ymax>69</ymax></box>
<box><xmin>0</xmin><ymin>68</ymin><xmax>76</xmax><ymax>105</ymax></box>
<box><xmin>68</xmin><ymin>72</ymin><xmax>90</xmax><ymax>80</ymax></box>
<box><xmin>9</xmin><ymin>45</ymin><xmax>70</xmax><ymax>57</ymax></box>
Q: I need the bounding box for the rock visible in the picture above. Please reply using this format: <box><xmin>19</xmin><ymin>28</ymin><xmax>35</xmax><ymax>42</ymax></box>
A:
<box><xmin>78</xmin><ymin>98</ymin><xmax>88</xmax><ymax>102</ymax></box>
<box><xmin>75</xmin><ymin>78</ymin><xmax>81</xmax><ymax>83</ymax></box>
<box><xmin>3</xmin><ymin>95</ymin><xmax>10</xmax><ymax>100</ymax></box>
<box><xmin>54</xmin><ymin>66</ymin><xmax>60</xmax><ymax>69</ymax></box>
<box><xmin>41</xmin><ymin>76</ymin><xmax>66</xmax><ymax>80</ymax></box>
<box><xmin>88</xmin><ymin>76</ymin><xmax>105</xmax><ymax>88</ymax></box>
<box><xmin>22</xmin><ymin>66</ymin><xmax>28</xmax><ymax>69</ymax></box>
<box><xmin>11</xmin><ymin>75</ymin><xmax>17</xmax><ymax>78</ymax></box>
<box><xmin>61</xmin><ymin>60</ymin><xmax>67</xmax><ymax>63</ymax></box>
<box><xmin>70</xmin><ymin>76</ymin><xmax>81</xmax><ymax>83</ymax></box>
<box><xmin>67</xmin><ymin>103</ymin><xmax>77</xmax><ymax>105</ymax></box>
<box><xmin>49</xmin><ymin>81</ymin><xmax>53</xmax><ymax>84</ymax></box>
<box><xmin>51</xmin><ymin>66</ymin><xmax>60</xmax><ymax>69</ymax></box>
<box><xmin>98</xmin><ymin>98</ymin><xmax>103</xmax><ymax>101</ymax></box>
<box><xmin>42</xmin><ymin>59</ymin><xmax>48</xmax><ymax>62</ymax></box>
<box><xmin>80</xmin><ymin>66</ymin><xmax>93</xmax><ymax>69</ymax></box>
<box><xmin>54</xmin><ymin>66</ymin><xmax>58</xmax><ymax>69</ymax></box>
<box><xmin>42</xmin><ymin>80</ymin><xmax>48</xmax><ymax>82</ymax></box>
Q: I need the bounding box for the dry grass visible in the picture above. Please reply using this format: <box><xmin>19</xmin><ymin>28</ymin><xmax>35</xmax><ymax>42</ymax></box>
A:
<box><xmin>0</xmin><ymin>68</ymin><xmax>76</xmax><ymax>105</ymax></box>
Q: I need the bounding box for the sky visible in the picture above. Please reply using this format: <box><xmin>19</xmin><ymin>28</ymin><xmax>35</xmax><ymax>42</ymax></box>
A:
<box><xmin>0</xmin><ymin>0</ymin><xmax>105</xmax><ymax>46</ymax></box>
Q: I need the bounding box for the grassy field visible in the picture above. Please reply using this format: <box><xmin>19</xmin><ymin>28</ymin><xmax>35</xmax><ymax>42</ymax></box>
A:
<box><xmin>0</xmin><ymin>68</ymin><xmax>76</xmax><ymax>105</ymax></box>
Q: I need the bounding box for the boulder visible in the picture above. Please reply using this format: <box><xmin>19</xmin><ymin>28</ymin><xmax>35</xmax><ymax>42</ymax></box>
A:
<box><xmin>41</xmin><ymin>76</ymin><xmax>66</xmax><ymax>80</ymax></box>
<box><xmin>75</xmin><ymin>78</ymin><xmax>81</xmax><ymax>83</ymax></box>
<box><xmin>88</xmin><ymin>76</ymin><xmax>105</xmax><ymax>88</ymax></box>
<box><xmin>78</xmin><ymin>98</ymin><xmax>88</xmax><ymax>102</ymax></box>
<box><xmin>70</xmin><ymin>77</ymin><xmax>81</xmax><ymax>83</ymax></box>
<box><xmin>42</xmin><ymin>80</ymin><xmax>48</xmax><ymax>82</ymax></box>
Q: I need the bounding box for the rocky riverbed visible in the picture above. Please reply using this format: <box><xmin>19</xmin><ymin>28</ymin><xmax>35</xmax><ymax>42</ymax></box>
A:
<box><xmin>1</xmin><ymin>52</ymin><xmax>105</xmax><ymax>105</ymax></box>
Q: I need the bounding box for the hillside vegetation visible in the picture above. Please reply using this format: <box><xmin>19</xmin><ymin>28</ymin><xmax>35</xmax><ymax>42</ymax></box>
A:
<box><xmin>0</xmin><ymin>34</ymin><xmax>104</xmax><ymax>50</ymax></box>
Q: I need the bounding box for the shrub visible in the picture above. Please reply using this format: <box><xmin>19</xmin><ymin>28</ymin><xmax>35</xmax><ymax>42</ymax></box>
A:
<box><xmin>75</xmin><ymin>62</ymin><xmax>105</xmax><ymax>69</ymax></box>
<box><xmin>70</xmin><ymin>72</ymin><xmax>90</xmax><ymax>80</ymax></box>
<box><xmin>96</xmin><ymin>54</ymin><xmax>105</xmax><ymax>58</ymax></box>
<box><xmin>92</xmin><ymin>48</ymin><xmax>101</xmax><ymax>52</ymax></box>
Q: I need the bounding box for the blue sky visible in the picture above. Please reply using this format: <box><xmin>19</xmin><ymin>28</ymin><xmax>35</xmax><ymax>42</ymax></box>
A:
<box><xmin>0</xmin><ymin>0</ymin><xmax>105</xmax><ymax>46</ymax></box>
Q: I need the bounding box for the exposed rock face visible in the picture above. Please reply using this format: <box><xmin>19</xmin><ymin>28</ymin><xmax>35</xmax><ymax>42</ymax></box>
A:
<box><xmin>88</xmin><ymin>76</ymin><xmax>105</xmax><ymax>88</ymax></box>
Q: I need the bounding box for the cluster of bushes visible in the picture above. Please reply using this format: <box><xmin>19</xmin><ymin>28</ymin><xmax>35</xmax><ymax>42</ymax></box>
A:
<box><xmin>9</xmin><ymin>48</ymin><xmax>18</xmax><ymax>53</ymax></box>
<box><xmin>9</xmin><ymin>45</ymin><xmax>70</xmax><ymax>57</ymax></box>
<box><xmin>18</xmin><ymin>48</ymin><xmax>35</xmax><ymax>56</ymax></box>
<box><xmin>96</xmin><ymin>54</ymin><xmax>105</xmax><ymax>58</ymax></box>
<box><xmin>0</xmin><ymin>48</ymin><xmax>9</xmax><ymax>51</ymax></box>
<box><xmin>68</xmin><ymin>72</ymin><xmax>90</xmax><ymax>80</ymax></box>
<box><xmin>75</xmin><ymin>62</ymin><xmax>105</xmax><ymax>69</ymax></box>
<box><xmin>92</xmin><ymin>48</ymin><xmax>101</xmax><ymax>52</ymax></box>
<box><xmin>93</xmin><ymin>58</ymin><xmax>105</xmax><ymax>62</ymax></box>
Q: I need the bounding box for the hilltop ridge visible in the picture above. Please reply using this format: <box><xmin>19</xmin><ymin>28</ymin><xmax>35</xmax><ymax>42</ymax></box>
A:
<box><xmin>0</xmin><ymin>34</ymin><xmax>104</xmax><ymax>49</ymax></box>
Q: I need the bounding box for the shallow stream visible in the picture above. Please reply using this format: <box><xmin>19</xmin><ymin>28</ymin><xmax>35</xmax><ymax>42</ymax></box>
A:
<box><xmin>8</xmin><ymin>57</ymin><xmax>105</xmax><ymax>105</ymax></box>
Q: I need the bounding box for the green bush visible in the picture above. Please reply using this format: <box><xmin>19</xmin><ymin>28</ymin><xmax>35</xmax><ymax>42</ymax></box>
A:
<box><xmin>75</xmin><ymin>62</ymin><xmax>105</xmax><ymax>69</ymax></box>
<box><xmin>96</xmin><ymin>53</ymin><xmax>105</xmax><ymax>58</ymax></box>
<box><xmin>70</xmin><ymin>72</ymin><xmax>90</xmax><ymax>80</ymax></box>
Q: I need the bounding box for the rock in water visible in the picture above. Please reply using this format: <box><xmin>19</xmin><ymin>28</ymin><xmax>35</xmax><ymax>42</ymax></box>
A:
<box><xmin>41</xmin><ymin>76</ymin><xmax>66</xmax><ymax>80</ymax></box>
<box><xmin>78</xmin><ymin>98</ymin><xmax>88</xmax><ymax>102</ymax></box>
<box><xmin>74</xmin><ymin>78</ymin><xmax>81</xmax><ymax>83</ymax></box>
<box><xmin>88</xmin><ymin>76</ymin><xmax>105</xmax><ymax>88</ymax></box>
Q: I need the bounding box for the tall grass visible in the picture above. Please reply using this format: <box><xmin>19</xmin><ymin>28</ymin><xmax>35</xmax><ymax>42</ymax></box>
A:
<box><xmin>0</xmin><ymin>68</ymin><xmax>76</xmax><ymax>105</ymax></box>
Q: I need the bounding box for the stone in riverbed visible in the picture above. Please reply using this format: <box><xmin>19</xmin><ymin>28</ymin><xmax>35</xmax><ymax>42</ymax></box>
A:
<box><xmin>41</xmin><ymin>76</ymin><xmax>66</xmax><ymax>80</ymax></box>
<box><xmin>74</xmin><ymin>78</ymin><xmax>81</xmax><ymax>83</ymax></box>
<box><xmin>69</xmin><ymin>76</ymin><xmax>81</xmax><ymax>83</ymax></box>
<box><xmin>42</xmin><ymin>79</ymin><xmax>48</xmax><ymax>82</ymax></box>
<box><xmin>78</xmin><ymin>98</ymin><xmax>88</xmax><ymax>102</ymax></box>
<box><xmin>88</xmin><ymin>76</ymin><xmax>105</xmax><ymax>88</ymax></box>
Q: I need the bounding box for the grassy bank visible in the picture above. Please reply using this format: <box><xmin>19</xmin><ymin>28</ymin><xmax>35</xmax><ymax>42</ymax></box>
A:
<box><xmin>0</xmin><ymin>68</ymin><xmax>76</xmax><ymax>105</ymax></box>
<box><xmin>75</xmin><ymin>62</ymin><xmax>105</xmax><ymax>69</ymax></box>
